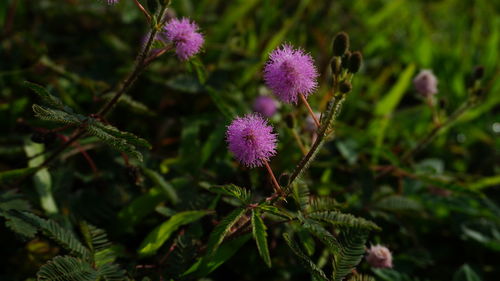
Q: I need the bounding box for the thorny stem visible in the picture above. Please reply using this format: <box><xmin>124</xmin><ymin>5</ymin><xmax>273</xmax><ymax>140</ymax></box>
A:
<box><xmin>263</xmin><ymin>161</ymin><xmax>282</xmax><ymax>194</ymax></box>
<box><xmin>39</xmin><ymin>3</ymin><xmax>171</xmax><ymax>168</ymax></box>
<box><xmin>299</xmin><ymin>93</ymin><xmax>320</xmax><ymax>128</ymax></box>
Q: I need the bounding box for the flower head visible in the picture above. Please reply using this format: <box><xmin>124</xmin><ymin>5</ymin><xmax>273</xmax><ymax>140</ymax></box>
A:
<box><xmin>366</xmin><ymin>245</ymin><xmax>393</xmax><ymax>268</ymax></box>
<box><xmin>264</xmin><ymin>44</ymin><xmax>318</xmax><ymax>104</ymax></box>
<box><xmin>164</xmin><ymin>18</ymin><xmax>204</xmax><ymax>60</ymax></box>
<box><xmin>413</xmin><ymin>69</ymin><xmax>438</xmax><ymax>97</ymax></box>
<box><xmin>253</xmin><ymin>96</ymin><xmax>278</xmax><ymax>118</ymax></box>
<box><xmin>226</xmin><ymin>114</ymin><xmax>277</xmax><ymax>168</ymax></box>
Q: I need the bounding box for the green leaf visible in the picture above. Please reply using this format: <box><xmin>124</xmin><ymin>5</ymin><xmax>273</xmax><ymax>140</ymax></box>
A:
<box><xmin>293</xmin><ymin>183</ymin><xmax>310</xmax><ymax>211</ymax></box>
<box><xmin>208</xmin><ymin>184</ymin><xmax>251</xmax><ymax>204</ymax></box>
<box><xmin>37</xmin><ymin>256</ymin><xmax>98</xmax><ymax>281</ymax></box>
<box><xmin>453</xmin><ymin>264</ymin><xmax>483</xmax><ymax>281</ymax></box>
<box><xmin>257</xmin><ymin>204</ymin><xmax>294</xmax><ymax>220</ymax></box>
<box><xmin>0</xmin><ymin>191</ymin><xmax>36</xmax><ymax>238</ymax></box>
<box><xmin>369</xmin><ymin>64</ymin><xmax>416</xmax><ymax>163</ymax></box>
<box><xmin>97</xmin><ymin>263</ymin><xmax>128</xmax><ymax>281</ymax></box>
<box><xmin>24</xmin><ymin>81</ymin><xmax>67</xmax><ymax>111</ymax></box>
<box><xmin>182</xmin><ymin>234</ymin><xmax>251</xmax><ymax>278</ymax></box>
<box><xmin>251</xmin><ymin>210</ymin><xmax>271</xmax><ymax>267</ymax></box>
<box><xmin>301</xmin><ymin>217</ymin><xmax>340</xmax><ymax>253</ymax></box>
<box><xmin>348</xmin><ymin>274</ymin><xmax>375</xmax><ymax>281</ymax></box>
<box><xmin>375</xmin><ymin>195</ymin><xmax>422</xmax><ymax>213</ymax></box>
<box><xmin>205</xmin><ymin>208</ymin><xmax>247</xmax><ymax>258</ymax></box>
<box><xmin>13</xmin><ymin>211</ymin><xmax>90</xmax><ymax>259</ymax></box>
<box><xmin>308</xmin><ymin>210</ymin><xmax>380</xmax><ymax>231</ymax></box>
<box><xmin>24</xmin><ymin>140</ymin><xmax>58</xmax><ymax>214</ymax></box>
<box><xmin>0</xmin><ymin>167</ymin><xmax>38</xmax><ymax>185</ymax></box>
<box><xmin>138</xmin><ymin>210</ymin><xmax>210</xmax><ymax>257</ymax></box>
<box><xmin>88</xmin><ymin>119</ymin><xmax>151</xmax><ymax>149</ymax></box>
<box><xmin>85</xmin><ymin>122</ymin><xmax>143</xmax><ymax>162</ymax></box>
<box><xmin>142</xmin><ymin>168</ymin><xmax>179</xmax><ymax>205</ymax></box>
<box><xmin>32</xmin><ymin>104</ymin><xmax>81</xmax><ymax>126</ymax></box>
<box><xmin>283</xmin><ymin>233</ymin><xmax>329</xmax><ymax>281</ymax></box>
<box><xmin>117</xmin><ymin>187</ymin><xmax>166</xmax><ymax>229</ymax></box>
<box><xmin>332</xmin><ymin>229</ymin><xmax>369</xmax><ymax>281</ymax></box>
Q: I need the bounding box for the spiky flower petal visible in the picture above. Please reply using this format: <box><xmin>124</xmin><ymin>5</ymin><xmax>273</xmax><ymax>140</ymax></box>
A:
<box><xmin>264</xmin><ymin>44</ymin><xmax>318</xmax><ymax>104</ymax></box>
<box><xmin>226</xmin><ymin>114</ymin><xmax>277</xmax><ymax>168</ymax></box>
<box><xmin>164</xmin><ymin>18</ymin><xmax>204</xmax><ymax>60</ymax></box>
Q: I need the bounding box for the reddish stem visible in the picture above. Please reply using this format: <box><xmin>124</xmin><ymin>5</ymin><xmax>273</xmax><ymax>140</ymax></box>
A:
<box><xmin>299</xmin><ymin>93</ymin><xmax>320</xmax><ymax>128</ymax></box>
<box><xmin>263</xmin><ymin>161</ymin><xmax>282</xmax><ymax>194</ymax></box>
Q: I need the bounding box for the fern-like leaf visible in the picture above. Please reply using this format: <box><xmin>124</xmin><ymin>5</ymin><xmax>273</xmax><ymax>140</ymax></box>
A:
<box><xmin>32</xmin><ymin>104</ymin><xmax>82</xmax><ymax>125</ymax></box>
<box><xmin>301</xmin><ymin>216</ymin><xmax>340</xmax><ymax>253</ymax></box>
<box><xmin>208</xmin><ymin>184</ymin><xmax>251</xmax><ymax>204</ymax></box>
<box><xmin>375</xmin><ymin>195</ymin><xmax>422</xmax><ymax>212</ymax></box>
<box><xmin>293</xmin><ymin>183</ymin><xmax>310</xmax><ymax>211</ymax></box>
<box><xmin>251</xmin><ymin>209</ymin><xmax>272</xmax><ymax>267</ymax></box>
<box><xmin>88</xmin><ymin>119</ymin><xmax>151</xmax><ymax>149</ymax></box>
<box><xmin>331</xmin><ymin>229</ymin><xmax>369</xmax><ymax>281</ymax></box>
<box><xmin>97</xmin><ymin>263</ymin><xmax>128</xmax><ymax>281</ymax></box>
<box><xmin>308</xmin><ymin>210</ymin><xmax>380</xmax><ymax>231</ymax></box>
<box><xmin>85</xmin><ymin>123</ymin><xmax>143</xmax><ymax>162</ymax></box>
<box><xmin>308</xmin><ymin>197</ymin><xmax>340</xmax><ymax>212</ymax></box>
<box><xmin>12</xmin><ymin>211</ymin><xmax>91</xmax><ymax>259</ymax></box>
<box><xmin>205</xmin><ymin>208</ymin><xmax>246</xmax><ymax>258</ymax></box>
<box><xmin>37</xmin><ymin>255</ymin><xmax>98</xmax><ymax>281</ymax></box>
<box><xmin>347</xmin><ymin>274</ymin><xmax>375</xmax><ymax>281</ymax></box>
<box><xmin>24</xmin><ymin>81</ymin><xmax>70</xmax><ymax>112</ymax></box>
<box><xmin>283</xmin><ymin>233</ymin><xmax>329</xmax><ymax>281</ymax></box>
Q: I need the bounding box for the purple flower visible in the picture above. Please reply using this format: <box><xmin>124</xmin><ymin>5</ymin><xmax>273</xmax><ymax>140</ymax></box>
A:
<box><xmin>226</xmin><ymin>114</ymin><xmax>277</xmax><ymax>168</ymax></box>
<box><xmin>264</xmin><ymin>44</ymin><xmax>318</xmax><ymax>104</ymax></box>
<box><xmin>164</xmin><ymin>18</ymin><xmax>204</xmax><ymax>61</ymax></box>
<box><xmin>366</xmin><ymin>245</ymin><xmax>393</xmax><ymax>268</ymax></box>
<box><xmin>253</xmin><ymin>96</ymin><xmax>278</xmax><ymax>118</ymax></box>
<box><xmin>413</xmin><ymin>69</ymin><xmax>438</xmax><ymax>97</ymax></box>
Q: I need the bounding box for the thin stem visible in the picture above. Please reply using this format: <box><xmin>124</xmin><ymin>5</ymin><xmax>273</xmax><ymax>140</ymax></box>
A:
<box><xmin>132</xmin><ymin>0</ymin><xmax>152</xmax><ymax>23</ymax></box>
<box><xmin>263</xmin><ymin>161</ymin><xmax>282</xmax><ymax>194</ymax></box>
<box><xmin>401</xmin><ymin>98</ymin><xmax>474</xmax><ymax>164</ymax></box>
<box><xmin>39</xmin><ymin>3</ymin><xmax>171</xmax><ymax>168</ymax></box>
<box><xmin>299</xmin><ymin>93</ymin><xmax>320</xmax><ymax>128</ymax></box>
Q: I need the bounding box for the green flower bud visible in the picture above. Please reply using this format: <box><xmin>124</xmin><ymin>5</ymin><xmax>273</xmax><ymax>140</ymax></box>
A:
<box><xmin>348</xmin><ymin>51</ymin><xmax>362</xmax><ymax>73</ymax></box>
<box><xmin>332</xmin><ymin>32</ymin><xmax>350</xmax><ymax>57</ymax></box>
<box><xmin>339</xmin><ymin>81</ymin><xmax>352</xmax><ymax>94</ymax></box>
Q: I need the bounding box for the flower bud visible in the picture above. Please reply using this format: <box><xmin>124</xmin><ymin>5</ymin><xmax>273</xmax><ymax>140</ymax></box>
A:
<box><xmin>348</xmin><ymin>51</ymin><xmax>362</xmax><ymax>73</ymax></box>
<box><xmin>339</xmin><ymin>81</ymin><xmax>352</xmax><ymax>94</ymax></box>
<box><xmin>473</xmin><ymin>65</ymin><xmax>484</xmax><ymax>80</ymax></box>
<box><xmin>366</xmin><ymin>245</ymin><xmax>393</xmax><ymax>268</ymax></box>
<box><xmin>332</xmin><ymin>32</ymin><xmax>349</xmax><ymax>57</ymax></box>
<box><xmin>330</xmin><ymin>58</ymin><xmax>342</xmax><ymax>75</ymax></box>
<box><xmin>341</xmin><ymin>51</ymin><xmax>351</xmax><ymax>70</ymax></box>
<box><xmin>413</xmin><ymin>69</ymin><xmax>438</xmax><ymax>97</ymax></box>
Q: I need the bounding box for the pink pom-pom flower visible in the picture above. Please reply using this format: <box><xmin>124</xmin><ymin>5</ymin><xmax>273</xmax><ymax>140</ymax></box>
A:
<box><xmin>253</xmin><ymin>96</ymin><xmax>278</xmax><ymax>118</ymax></box>
<box><xmin>264</xmin><ymin>44</ymin><xmax>318</xmax><ymax>104</ymax></box>
<box><xmin>366</xmin><ymin>245</ymin><xmax>393</xmax><ymax>268</ymax></box>
<box><xmin>413</xmin><ymin>69</ymin><xmax>438</xmax><ymax>97</ymax></box>
<box><xmin>164</xmin><ymin>18</ymin><xmax>204</xmax><ymax>61</ymax></box>
<box><xmin>226</xmin><ymin>114</ymin><xmax>277</xmax><ymax>168</ymax></box>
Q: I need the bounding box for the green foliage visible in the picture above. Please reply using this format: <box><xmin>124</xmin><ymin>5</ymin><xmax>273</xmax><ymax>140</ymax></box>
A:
<box><xmin>331</xmin><ymin>229</ymin><xmax>369</xmax><ymax>281</ymax></box>
<box><xmin>13</xmin><ymin>211</ymin><xmax>91</xmax><ymax>259</ymax></box>
<box><xmin>0</xmin><ymin>191</ymin><xmax>37</xmax><ymax>238</ymax></box>
<box><xmin>205</xmin><ymin>208</ymin><xmax>247</xmax><ymax>258</ymax></box>
<box><xmin>37</xmin><ymin>256</ymin><xmax>98</xmax><ymax>281</ymax></box>
<box><xmin>32</xmin><ymin>104</ymin><xmax>81</xmax><ymax>125</ymax></box>
<box><xmin>251</xmin><ymin>209</ymin><xmax>272</xmax><ymax>267</ymax></box>
<box><xmin>208</xmin><ymin>184</ymin><xmax>252</xmax><ymax>205</ymax></box>
<box><xmin>308</xmin><ymin>210</ymin><xmax>380</xmax><ymax>231</ymax></box>
<box><xmin>283</xmin><ymin>233</ymin><xmax>329</xmax><ymax>281</ymax></box>
<box><xmin>138</xmin><ymin>210</ymin><xmax>210</xmax><ymax>257</ymax></box>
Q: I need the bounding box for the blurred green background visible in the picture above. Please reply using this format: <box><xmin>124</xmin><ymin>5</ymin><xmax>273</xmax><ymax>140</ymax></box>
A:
<box><xmin>1</xmin><ymin>0</ymin><xmax>499</xmax><ymax>280</ymax></box>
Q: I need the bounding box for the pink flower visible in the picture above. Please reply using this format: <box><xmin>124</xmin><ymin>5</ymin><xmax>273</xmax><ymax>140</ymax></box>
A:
<box><xmin>164</xmin><ymin>18</ymin><xmax>204</xmax><ymax>61</ymax></box>
<box><xmin>253</xmin><ymin>96</ymin><xmax>278</xmax><ymax>118</ymax></box>
<box><xmin>264</xmin><ymin>44</ymin><xmax>318</xmax><ymax>104</ymax></box>
<box><xmin>226</xmin><ymin>114</ymin><xmax>277</xmax><ymax>168</ymax></box>
<box><xmin>413</xmin><ymin>70</ymin><xmax>438</xmax><ymax>97</ymax></box>
<box><xmin>366</xmin><ymin>245</ymin><xmax>393</xmax><ymax>268</ymax></box>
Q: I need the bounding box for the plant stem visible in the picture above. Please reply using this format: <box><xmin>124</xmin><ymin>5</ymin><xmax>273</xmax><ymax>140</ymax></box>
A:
<box><xmin>401</xmin><ymin>98</ymin><xmax>474</xmax><ymax>163</ymax></box>
<box><xmin>263</xmin><ymin>161</ymin><xmax>282</xmax><ymax>194</ymax></box>
<box><xmin>299</xmin><ymin>93</ymin><xmax>320</xmax><ymax>128</ymax></box>
<box><xmin>39</xmin><ymin>3</ymin><xmax>170</xmax><ymax>168</ymax></box>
